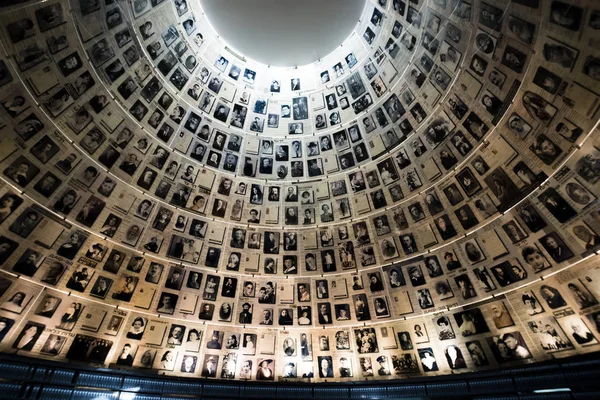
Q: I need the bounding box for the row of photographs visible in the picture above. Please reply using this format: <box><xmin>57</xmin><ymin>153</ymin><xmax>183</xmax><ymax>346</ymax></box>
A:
<box><xmin>124</xmin><ymin>2</ymin><xmax>453</xmax><ymax>146</ymax></box>
<box><xmin>0</xmin><ymin>4</ymin><xmax>592</xmax><ymax>262</ymax></box>
<box><xmin>0</xmin><ymin>131</ymin><xmax>596</xmax><ymax>278</ymax></box>
<box><xmin>0</xmin><ymin>0</ymin><xmax>592</xmax><ymax>212</ymax></box>
<box><xmin>1</xmin><ymin>0</ymin><xmax>596</xmax><ymax>128</ymax></box>
<box><xmin>0</xmin><ymin>144</ymin><xmax>598</xmax><ymax>326</ymax></box>
<box><xmin>0</xmin><ymin>89</ymin><xmax>587</xmax><ymax>220</ymax></box>
<box><xmin>0</xmin><ymin>175</ymin><xmax>596</xmax><ymax>299</ymax></box>
<box><xmin>0</xmin><ymin>12</ymin><xmax>578</xmax><ymax>222</ymax></box>
<box><xmin>0</xmin><ymin>0</ymin><xmax>596</xmax><ymax>216</ymax></box>
<box><xmin>0</xmin><ymin>35</ymin><xmax>598</xmax><ymax>272</ymax></box>
<box><xmin>0</xmin><ymin>0</ymin><xmax>597</xmax><ymax>382</ymax></box>
<box><xmin>0</xmin><ymin>82</ymin><xmax>585</xmax><ymax>236</ymax></box>
<box><xmin>0</xmin><ymin>73</ymin><xmax>596</xmax><ymax>318</ymax></box>
<box><xmin>0</xmin><ymin>255</ymin><xmax>597</xmax><ymax>380</ymax></box>
<box><xmin>120</xmin><ymin>0</ymin><xmax>598</xmax><ymax>142</ymax></box>
<box><xmin>127</xmin><ymin>0</ymin><xmax>385</xmax><ymax>139</ymax></box>
<box><xmin>0</xmin><ymin>0</ymin><xmax>596</xmax><ymax>276</ymax></box>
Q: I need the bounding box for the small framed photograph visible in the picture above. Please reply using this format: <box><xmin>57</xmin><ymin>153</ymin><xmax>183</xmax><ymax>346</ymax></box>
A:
<box><xmin>542</xmin><ymin>36</ymin><xmax>579</xmax><ymax>71</ymax></box>
<box><xmin>487</xmin><ymin>331</ymin><xmax>533</xmax><ymax>362</ymax></box>
<box><xmin>79</xmin><ymin>127</ymin><xmax>106</xmax><ymax>154</ymax></box>
<box><xmin>532</xmin><ymin>66</ymin><xmax>562</xmax><ymax>95</ymax></box>
<box><xmin>142</xmin><ymin>234</ymin><xmax>163</xmax><ymax>254</ymax></box>
<box><xmin>40</xmin><ymin>334</ymin><xmax>67</xmax><ymax>355</ymax></box>
<box><xmin>67</xmin><ymin>108</ymin><xmax>94</xmax><ymax>134</ymax></box>
<box><xmin>470</xmin><ymin>54</ymin><xmax>488</xmax><ymax>76</ymax></box>
<box><xmin>4</xmin><ymin>156</ymin><xmax>40</xmax><ymax>187</ymax></box>
<box><xmin>57</xmin><ymin>52</ymin><xmax>83</xmax><ymax>77</ymax></box>
<box><xmin>569</xmin><ymin>222</ymin><xmax>600</xmax><ymax>253</ymax></box>
<box><xmin>488</xmin><ymin>68</ymin><xmax>506</xmax><ymax>90</ymax></box>
<box><xmin>7</xmin><ymin>18</ymin><xmax>36</xmax><ymax>43</ymax></box>
<box><xmin>438</xmin><ymin>41</ymin><xmax>461</xmax><ymax>72</ymax></box>
<box><xmin>14</xmin><ymin>113</ymin><xmax>45</xmax><ymax>142</ymax></box>
<box><xmin>456</xmin><ymin>167</ymin><xmax>482</xmax><ymax>197</ymax></box>
<box><xmin>89</xmin><ymin>276</ymin><xmax>113</xmax><ymax>299</ymax></box>
<box><xmin>530</xmin><ymin>134</ymin><xmax>562</xmax><ymax>165</ymax></box>
<box><xmin>490</xmin><ymin>259</ymin><xmax>527</xmax><ymax>287</ymax></box>
<box><xmin>455</xmin><ymin>274</ymin><xmax>477</xmax><ymax>300</ymax></box>
<box><xmin>506</xmin><ymin>113</ymin><xmax>532</xmax><ymax>139</ymax></box>
<box><xmin>463</xmin><ymin>239</ymin><xmax>486</xmax><ymax>264</ymax></box>
<box><xmin>539</xmin><ymin>232</ymin><xmax>574</xmax><ymax>263</ymax></box>
<box><xmin>1</xmin><ymin>92</ymin><xmax>30</xmax><ymax>118</ymax></box>
<box><xmin>156</xmin><ymin>292</ymin><xmax>178</xmax><ymax>315</ymax></box>
<box><xmin>12</xmin><ymin>322</ymin><xmax>45</xmax><ymax>351</ymax></box>
<box><xmin>105</xmin><ymin>315</ymin><xmax>124</xmax><ymax>336</ymax></box>
<box><xmin>563</xmin><ymin>178</ymin><xmax>596</xmax><ymax>210</ymax></box>
<box><xmin>501</xmin><ymin>46</ymin><xmax>528</xmax><ymax>73</ymax></box>
<box><xmin>502</xmin><ymin>219</ymin><xmax>528</xmax><ymax>243</ymax></box>
<box><xmin>65</xmin><ymin>265</ymin><xmax>94</xmax><ymax>292</ymax></box>
<box><xmin>555</xmin><ymin>118</ymin><xmax>583</xmax><ymax>143</ymax></box>
<box><xmin>506</xmin><ymin>14</ymin><xmax>535</xmax><ymax>44</ymax></box>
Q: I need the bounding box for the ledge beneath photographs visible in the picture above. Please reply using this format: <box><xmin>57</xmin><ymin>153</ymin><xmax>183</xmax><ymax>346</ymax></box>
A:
<box><xmin>0</xmin><ymin>352</ymin><xmax>599</xmax><ymax>399</ymax></box>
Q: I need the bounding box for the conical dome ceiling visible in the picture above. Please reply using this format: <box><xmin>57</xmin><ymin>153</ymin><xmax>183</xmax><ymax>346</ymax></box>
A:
<box><xmin>0</xmin><ymin>0</ymin><xmax>597</xmax><ymax>384</ymax></box>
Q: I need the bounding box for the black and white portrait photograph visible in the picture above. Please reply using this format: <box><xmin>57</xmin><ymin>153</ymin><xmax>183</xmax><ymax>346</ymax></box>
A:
<box><xmin>456</xmin><ymin>168</ymin><xmax>481</xmax><ymax>197</ymax></box>
<box><xmin>12</xmin><ymin>322</ymin><xmax>45</xmax><ymax>351</ymax></box>
<box><xmin>538</xmin><ymin>231</ymin><xmax>574</xmax><ymax>263</ymax></box>
<box><xmin>538</xmin><ymin>187</ymin><xmax>577</xmax><ymax>223</ymax></box>
<box><xmin>3</xmin><ymin>156</ymin><xmax>40</xmax><ymax>188</ymax></box>
<box><xmin>487</xmin><ymin>332</ymin><xmax>532</xmax><ymax>363</ymax></box>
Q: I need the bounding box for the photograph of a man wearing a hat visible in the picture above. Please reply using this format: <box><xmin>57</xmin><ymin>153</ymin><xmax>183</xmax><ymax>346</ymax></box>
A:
<box><xmin>201</xmin><ymin>354</ymin><xmax>218</xmax><ymax>377</ymax></box>
<box><xmin>239</xmin><ymin>302</ymin><xmax>253</xmax><ymax>324</ymax></box>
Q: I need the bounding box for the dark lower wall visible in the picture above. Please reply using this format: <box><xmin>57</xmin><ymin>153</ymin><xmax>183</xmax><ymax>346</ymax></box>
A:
<box><xmin>0</xmin><ymin>352</ymin><xmax>599</xmax><ymax>400</ymax></box>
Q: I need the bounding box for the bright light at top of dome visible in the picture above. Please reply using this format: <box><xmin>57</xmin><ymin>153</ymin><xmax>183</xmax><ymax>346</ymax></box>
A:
<box><xmin>201</xmin><ymin>0</ymin><xmax>366</xmax><ymax>67</ymax></box>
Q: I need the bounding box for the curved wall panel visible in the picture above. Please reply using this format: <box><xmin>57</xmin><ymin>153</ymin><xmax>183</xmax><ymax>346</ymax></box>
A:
<box><xmin>0</xmin><ymin>0</ymin><xmax>598</xmax><ymax>384</ymax></box>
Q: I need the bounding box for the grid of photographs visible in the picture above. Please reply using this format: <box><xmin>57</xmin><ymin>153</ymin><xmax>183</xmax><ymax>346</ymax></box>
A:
<box><xmin>0</xmin><ymin>0</ymin><xmax>598</xmax><ymax>383</ymax></box>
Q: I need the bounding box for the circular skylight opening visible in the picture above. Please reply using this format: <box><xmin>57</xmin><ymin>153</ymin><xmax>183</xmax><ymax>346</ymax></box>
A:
<box><xmin>201</xmin><ymin>0</ymin><xmax>366</xmax><ymax>67</ymax></box>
